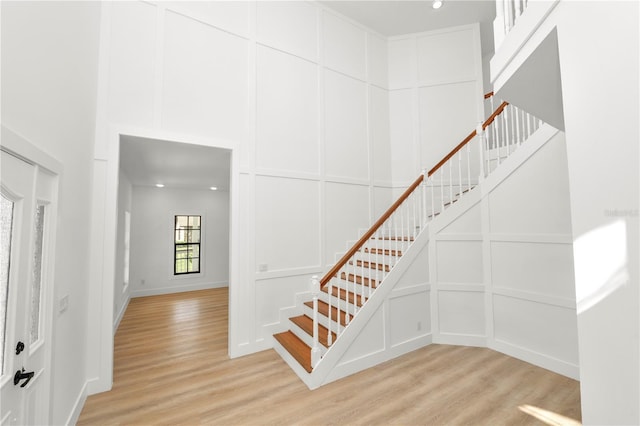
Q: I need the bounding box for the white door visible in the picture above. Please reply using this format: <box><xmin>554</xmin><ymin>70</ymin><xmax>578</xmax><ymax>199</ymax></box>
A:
<box><xmin>0</xmin><ymin>149</ymin><xmax>56</xmax><ymax>425</ymax></box>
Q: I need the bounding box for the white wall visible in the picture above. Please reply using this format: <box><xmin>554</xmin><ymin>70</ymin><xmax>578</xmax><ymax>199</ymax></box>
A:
<box><xmin>88</xmin><ymin>1</ymin><xmax>393</xmax><ymax>378</ymax></box>
<box><xmin>491</xmin><ymin>2</ymin><xmax>639</xmax><ymax>422</ymax></box>
<box><xmin>1</xmin><ymin>2</ymin><xmax>101</xmax><ymax>424</ymax></box>
<box><xmin>555</xmin><ymin>2</ymin><xmax>639</xmax><ymax>423</ymax></box>
<box><xmin>429</xmin><ymin>125</ymin><xmax>579</xmax><ymax>378</ymax></box>
<box><xmin>388</xmin><ymin>24</ymin><xmax>485</xmax><ymax>186</ymax></box>
<box><xmin>129</xmin><ymin>186</ymin><xmax>229</xmax><ymax>296</ymax></box>
<box><xmin>113</xmin><ymin>170</ymin><xmax>133</xmax><ymax>328</ymax></box>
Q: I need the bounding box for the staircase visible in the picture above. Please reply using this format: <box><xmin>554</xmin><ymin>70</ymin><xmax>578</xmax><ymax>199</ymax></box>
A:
<box><xmin>273</xmin><ymin>93</ymin><xmax>543</xmax><ymax>387</ymax></box>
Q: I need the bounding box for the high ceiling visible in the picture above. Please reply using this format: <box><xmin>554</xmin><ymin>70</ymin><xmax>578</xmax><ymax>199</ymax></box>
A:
<box><xmin>119</xmin><ymin>135</ymin><xmax>231</xmax><ymax>191</ymax></box>
<box><xmin>321</xmin><ymin>0</ymin><xmax>496</xmax><ymax>54</ymax></box>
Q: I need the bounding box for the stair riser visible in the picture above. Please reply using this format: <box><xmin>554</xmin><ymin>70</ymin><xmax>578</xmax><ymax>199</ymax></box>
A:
<box><xmin>318</xmin><ymin>291</ymin><xmax>360</xmax><ymax>316</ymax></box>
<box><xmin>352</xmin><ymin>252</ymin><xmax>398</xmax><ymax>267</ymax></box>
<box><xmin>325</xmin><ymin>278</ymin><xmax>377</xmax><ymax>298</ymax></box>
<box><xmin>302</xmin><ymin>304</ymin><xmax>346</xmax><ymax>334</ymax></box>
<box><xmin>289</xmin><ymin>321</ymin><xmax>329</xmax><ymax>355</ymax></box>
<box><xmin>341</xmin><ymin>265</ymin><xmax>385</xmax><ymax>281</ymax></box>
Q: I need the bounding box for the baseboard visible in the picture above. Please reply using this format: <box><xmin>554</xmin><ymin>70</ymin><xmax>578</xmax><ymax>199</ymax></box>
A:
<box><xmin>113</xmin><ymin>295</ymin><xmax>130</xmax><ymax>335</ymax></box>
<box><xmin>321</xmin><ymin>334</ymin><xmax>432</xmax><ymax>386</ymax></box>
<box><xmin>131</xmin><ymin>281</ymin><xmax>227</xmax><ymax>298</ymax></box>
<box><xmin>434</xmin><ymin>332</ymin><xmax>487</xmax><ymax>347</ymax></box>
<box><xmin>65</xmin><ymin>380</ymin><xmax>89</xmax><ymax>426</ymax></box>
<box><xmin>490</xmin><ymin>338</ymin><xmax>580</xmax><ymax>380</ymax></box>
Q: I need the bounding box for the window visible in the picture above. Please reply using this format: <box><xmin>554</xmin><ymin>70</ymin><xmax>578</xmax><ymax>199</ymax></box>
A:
<box><xmin>174</xmin><ymin>215</ymin><xmax>200</xmax><ymax>275</ymax></box>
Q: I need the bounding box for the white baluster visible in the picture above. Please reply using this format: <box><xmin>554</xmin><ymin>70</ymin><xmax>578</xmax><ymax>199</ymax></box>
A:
<box><xmin>422</xmin><ymin>170</ymin><xmax>428</xmax><ymax>227</ymax></box>
<box><xmin>440</xmin><ymin>169</ymin><xmax>445</xmax><ymax>212</ymax></box>
<box><xmin>458</xmin><ymin>150</ymin><xmax>463</xmax><ymax>201</ymax></box>
<box><xmin>327</xmin><ymin>280</ymin><xmax>333</xmax><ymax>345</ymax></box>
<box><xmin>369</xmin><ymin>230</ymin><xmax>374</xmax><ymax>299</ymax></box>
<box><xmin>477</xmin><ymin>122</ymin><xmax>485</xmax><ymax>181</ymax></box>
<box><xmin>514</xmin><ymin>0</ymin><xmax>522</xmax><ymax>23</ymax></box>
<box><xmin>466</xmin><ymin>143</ymin><xmax>472</xmax><ymax>192</ymax></box>
<box><xmin>344</xmin><ymin>266</ymin><xmax>350</xmax><ymax>326</ymax></box>
<box><xmin>361</xmin><ymin>235</ymin><xmax>366</xmax><ymax>304</ymax></box>
<box><xmin>310</xmin><ymin>275</ymin><xmax>321</xmax><ymax>368</ymax></box>
<box><xmin>430</xmin><ymin>177</ymin><xmax>435</xmax><ymax>220</ymax></box>
<box><xmin>500</xmin><ymin>109</ymin><xmax>506</xmax><ymax>163</ymax></box>
<box><xmin>510</xmin><ymin>106</ymin><xmax>516</xmax><ymax>154</ymax></box>
<box><xmin>504</xmin><ymin>0</ymin><xmax>512</xmax><ymax>32</ymax></box>
<box><xmin>494</xmin><ymin>0</ymin><xmax>506</xmax><ymax>51</ymax></box>
<box><xmin>395</xmin><ymin>210</ymin><xmax>399</xmax><ymax>263</ymax></box>
<box><xmin>514</xmin><ymin>105</ymin><xmax>521</xmax><ymax>146</ymax></box>
<box><xmin>448</xmin><ymin>161</ymin><xmax>453</xmax><ymax>207</ymax></box>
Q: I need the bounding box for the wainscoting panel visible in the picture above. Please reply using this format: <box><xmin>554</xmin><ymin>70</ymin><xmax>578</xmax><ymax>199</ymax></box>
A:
<box><xmin>255</xmin><ymin>176</ymin><xmax>321</xmax><ymax>272</ymax></box>
<box><xmin>493</xmin><ymin>294</ymin><xmax>579</xmax><ymax>367</ymax></box>
<box><xmin>437</xmin><ymin>289</ymin><xmax>485</xmax><ymax>337</ymax></box>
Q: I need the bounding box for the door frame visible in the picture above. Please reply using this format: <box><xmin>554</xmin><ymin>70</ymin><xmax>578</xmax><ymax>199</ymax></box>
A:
<box><xmin>1</xmin><ymin>125</ymin><xmax>62</xmax><ymax>424</ymax></box>
<box><xmin>87</xmin><ymin>125</ymin><xmax>240</xmax><ymax>395</ymax></box>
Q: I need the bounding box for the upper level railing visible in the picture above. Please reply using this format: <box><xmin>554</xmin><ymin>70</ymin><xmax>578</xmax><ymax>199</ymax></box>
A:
<box><xmin>494</xmin><ymin>0</ymin><xmax>530</xmax><ymax>50</ymax></box>
<box><xmin>309</xmin><ymin>92</ymin><xmax>543</xmax><ymax>368</ymax></box>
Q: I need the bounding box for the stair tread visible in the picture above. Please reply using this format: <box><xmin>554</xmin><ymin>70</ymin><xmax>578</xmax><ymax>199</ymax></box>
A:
<box><xmin>371</xmin><ymin>236</ymin><xmax>415</xmax><ymax>242</ymax></box>
<box><xmin>340</xmin><ymin>272</ymin><xmax>378</xmax><ymax>288</ymax></box>
<box><xmin>349</xmin><ymin>259</ymin><xmax>391</xmax><ymax>272</ymax></box>
<box><xmin>304</xmin><ymin>299</ymin><xmax>351</xmax><ymax>327</ymax></box>
<box><xmin>290</xmin><ymin>315</ymin><xmax>336</xmax><ymax>348</ymax></box>
<box><xmin>274</xmin><ymin>331</ymin><xmax>312</xmax><ymax>373</ymax></box>
<box><xmin>363</xmin><ymin>247</ymin><xmax>402</xmax><ymax>257</ymax></box>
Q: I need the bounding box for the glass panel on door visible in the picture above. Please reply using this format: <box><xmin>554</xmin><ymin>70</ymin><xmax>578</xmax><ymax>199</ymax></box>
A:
<box><xmin>30</xmin><ymin>204</ymin><xmax>46</xmax><ymax>344</ymax></box>
<box><xmin>0</xmin><ymin>194</ymin><xmax>15</xmax><ymax>375</ymax></box>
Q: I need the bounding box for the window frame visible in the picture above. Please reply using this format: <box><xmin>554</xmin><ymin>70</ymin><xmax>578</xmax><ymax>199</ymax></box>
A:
<box><xmin>173</xmin><ymin>215</ymin><xmax>201</xmax><ymax>276</ymax></box>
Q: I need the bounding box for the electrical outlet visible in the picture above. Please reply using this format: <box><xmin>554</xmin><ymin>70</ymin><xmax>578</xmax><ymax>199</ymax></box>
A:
<box><xmin>417</xmin><ymin>321</ymin><xmax>422</xmax><ymax>331</ymax></box>
<box><xmin>258</xmin><ymin>264</ymin><xmax>268</xmax><ymax>272</ymax></box>
<box><xmin>141</xmin><ymin>279</ymin><xmax>145</xmax><ymax>285</ymax></box>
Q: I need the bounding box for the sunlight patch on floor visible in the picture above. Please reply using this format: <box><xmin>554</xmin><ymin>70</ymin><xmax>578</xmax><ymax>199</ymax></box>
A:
<box><xmin>519</xmin><ymin>404</ymin><xmax>581</xmax><ymax>426</ymax></box>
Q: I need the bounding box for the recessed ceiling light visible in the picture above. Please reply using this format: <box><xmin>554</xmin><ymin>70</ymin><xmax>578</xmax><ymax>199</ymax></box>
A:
<box><xmin>433</xmin><ymin>0</ymin><xmax>443</xmax><ymax>9</ymax></box>
<box><xmin>155</xmin><ymin>183</ymin><xmax>165</xmax><ymax>188</ymax></box>
<box><xmin>210</xmin><ymin>186</ymin><xmax>218</xmax><ymax>191</ymax></box>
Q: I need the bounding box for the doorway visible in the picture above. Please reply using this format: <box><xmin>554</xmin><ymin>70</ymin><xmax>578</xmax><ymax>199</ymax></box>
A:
<box><xmin>115</xmin><ymin>135</ymin><xmax>231</xmax><ymax>326</ymax></box>
<box><xmin>88</xmin><ymin>129</ymin><xmax>238</xmax><ymax>395</ymax></box>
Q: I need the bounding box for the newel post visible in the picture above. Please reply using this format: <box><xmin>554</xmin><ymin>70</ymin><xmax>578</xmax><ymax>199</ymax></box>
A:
<box><xmin>310</xmin><ymin>275</ymin><xmax>321</xmax><ymax>368</ymax></box>
<box><xmin>477</xmin><ymin>121</ymin><xmax>486</xmax><ymax>181</ymax></box>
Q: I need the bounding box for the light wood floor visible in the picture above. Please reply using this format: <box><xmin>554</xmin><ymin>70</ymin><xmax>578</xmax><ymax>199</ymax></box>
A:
<box><xmin>78</xmin><ymin>288</ymin><xmax>581</xmax><ymax>425</ymax></box>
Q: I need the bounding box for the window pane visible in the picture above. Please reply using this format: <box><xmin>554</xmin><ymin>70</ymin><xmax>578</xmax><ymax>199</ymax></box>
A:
<box><xmin>30</xmin><ymin>204</ymin><xmax>45</xmax><ymax>344</ymax></box>
<box><xmin>189</xmin><ymin>216</ymin><xmax>200</xmax><ymax>228</ymax></box>
<box><xmin>190</xmin><ymin>258</ymin><xmax>200</xmax><ymax>273</ymax></box>
<box><xmin>175</xmin><ymin>216</ymin><xmax>188</xmax><ymax>229</ymax></box>
<box><xmin>0</xmin><ymin>195</ymin><xmax>15</xmax><ymax>375</ymax></box>
<box><xmin>175</xmin><ymin>259</ymin><xmax>187</xmax><ymax>274</ymax></box>
<box><xmin>175</xmin><ymin>245</ymin><xmax>188</xmax><ymax>259</ymax></box>
<box><xmin>174</xmin><ymin>215</ymin><xmax>201</xmax><ymax>275</ymax></box>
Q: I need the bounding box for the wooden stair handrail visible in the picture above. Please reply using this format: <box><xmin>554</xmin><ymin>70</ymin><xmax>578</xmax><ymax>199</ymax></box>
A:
<box><xmin>428</xmin><ymin>100</ymin><xmax>509</xmax><ymax>177</ymax></box>
<box><xmin>319</xmin><ymin>174</ymin><xmax>424</xmax><ymax>287</ymax></box>
<box><xmin>320</xmin><ymin>97</ymin><xmax>509</xmax><ymax>288</ymax></box>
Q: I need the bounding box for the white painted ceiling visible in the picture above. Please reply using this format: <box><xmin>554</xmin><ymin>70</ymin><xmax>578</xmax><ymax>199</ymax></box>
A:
<box><xmin>119</xmin><ymin>135</ymin><xmax>231</xmax><ymax>191</ymax></box>
<box><xmin>321</xmin><ymin>0</ymin><xmax>496</xmax><ymax>54</ymax></box>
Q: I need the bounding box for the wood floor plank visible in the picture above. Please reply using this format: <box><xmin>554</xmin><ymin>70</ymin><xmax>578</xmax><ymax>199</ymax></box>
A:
<box><xmin>78</xmin><ymin>288</ymin><xmax>581</xmax><ymax>425</ymax></box>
